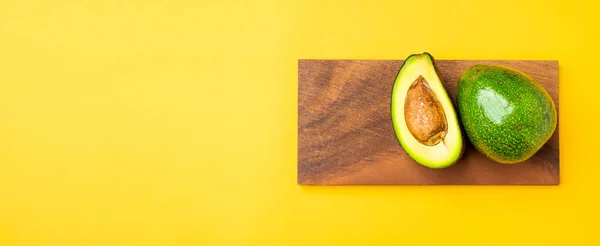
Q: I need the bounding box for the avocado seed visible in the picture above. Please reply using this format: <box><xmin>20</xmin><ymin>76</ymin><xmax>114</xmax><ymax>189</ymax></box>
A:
<box><xmin>404</xmin><ymin>76</ymin><xmax>448</xmax><ymax>146</ymax></box>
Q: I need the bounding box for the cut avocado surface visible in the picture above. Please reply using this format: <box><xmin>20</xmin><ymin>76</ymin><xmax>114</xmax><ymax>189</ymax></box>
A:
<box><xmin>391</xmin><ymin>53</ymin><xmax>464</xmax><ymax>168</ymax></box>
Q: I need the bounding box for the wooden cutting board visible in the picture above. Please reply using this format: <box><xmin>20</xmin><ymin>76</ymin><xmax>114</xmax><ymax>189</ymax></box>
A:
<box><xmin>298</xmin><ymin>59</ymin><xmax>559</xmax><ymax>185</ymax></box>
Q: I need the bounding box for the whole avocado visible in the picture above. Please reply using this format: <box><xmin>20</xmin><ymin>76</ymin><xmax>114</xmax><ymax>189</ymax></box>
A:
<box><xmin>457</xmin><ymin>65</ymin><xmax>557</xmax><ymax>164</ymax></box>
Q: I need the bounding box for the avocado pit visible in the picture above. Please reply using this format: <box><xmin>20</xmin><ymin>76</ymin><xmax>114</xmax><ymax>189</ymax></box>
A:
<box><xmin>404</xmin><ymin>76</ymin><xmax>448</xmax><ymax>146</ymax></box>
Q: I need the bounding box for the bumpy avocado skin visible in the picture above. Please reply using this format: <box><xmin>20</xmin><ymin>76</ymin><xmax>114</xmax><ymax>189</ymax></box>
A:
<box><xmin>457</xmin><ymin>65</ymin><xmax>557</xmax><ymax>164</ymax></box>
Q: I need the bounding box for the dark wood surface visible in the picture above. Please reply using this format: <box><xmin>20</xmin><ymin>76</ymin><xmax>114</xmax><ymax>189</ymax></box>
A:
<box><xmin>298</xmin><ymin>60</ymin><xmax>559</xmax><ymax>185</ymax></box>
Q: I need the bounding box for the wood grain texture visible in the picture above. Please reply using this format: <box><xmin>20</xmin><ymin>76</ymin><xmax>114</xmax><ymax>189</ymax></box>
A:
<box><xmin>298</xmin><ymin>60</ymin><xmax>559</xmax><ymax>185</ymax></box>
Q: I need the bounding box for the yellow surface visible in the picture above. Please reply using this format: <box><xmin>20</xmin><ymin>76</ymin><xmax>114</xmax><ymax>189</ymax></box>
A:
<box><xmin>0</xmin><ymin>0</ymin><xmax>597</xmax><ymax>245</ymax></box>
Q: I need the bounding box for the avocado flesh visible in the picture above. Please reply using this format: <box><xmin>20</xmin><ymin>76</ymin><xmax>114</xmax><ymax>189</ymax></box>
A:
<box><xmin>457</xmin><ymin>65</ymin><xmax>557</xmax><ymax>164</ymax></box>
<box><xmin>391</xmin><ymin>53</ymin><xmax>463</xmax><ymax>168</ymax></box>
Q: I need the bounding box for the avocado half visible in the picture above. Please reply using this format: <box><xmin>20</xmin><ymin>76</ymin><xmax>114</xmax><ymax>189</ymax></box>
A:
<box><xmin>391</xmin><ymin>53</ymin><xmax>464</xmax><ymax>168</ymax></box>
<box><xmin>457</xmin><ymin>65</ymin><xmax>557</xmax><ymax>164</ymax></box>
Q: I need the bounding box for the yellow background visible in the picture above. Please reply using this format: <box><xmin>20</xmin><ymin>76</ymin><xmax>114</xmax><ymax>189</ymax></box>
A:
<box><xmin>0</xmin><ymin>0</ymin><xmax>597</xmax><ymax>245</ymax></box>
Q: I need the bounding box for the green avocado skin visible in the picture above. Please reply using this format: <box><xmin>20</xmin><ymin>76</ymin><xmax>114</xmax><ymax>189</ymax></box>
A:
<box><xmin>457</xmin><ymin>65</ymin><xmax>557</xmax><ymax>163</ymax></box>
